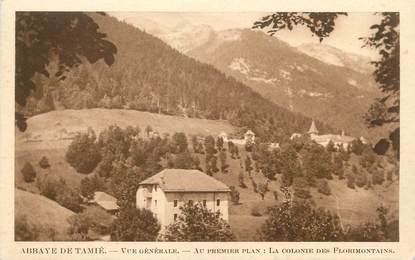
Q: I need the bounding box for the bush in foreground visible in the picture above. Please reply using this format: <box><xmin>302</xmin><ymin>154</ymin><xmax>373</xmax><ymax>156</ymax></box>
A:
<box><xmin>163</xmin><ymin>202</ymin><xmax>235</xmax><ymax>241</ymax></box>
<box><xmin>111</xmin><ymin>206</ymin><xmax>160</xmax><ymax>241</ymax></box>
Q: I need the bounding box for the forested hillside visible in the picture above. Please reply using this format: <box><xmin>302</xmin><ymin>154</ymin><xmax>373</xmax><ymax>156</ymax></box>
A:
<box><xmin>23</xmin><ymin>13</ymin><xmax>335</xmax><ymax>142</ymax></box>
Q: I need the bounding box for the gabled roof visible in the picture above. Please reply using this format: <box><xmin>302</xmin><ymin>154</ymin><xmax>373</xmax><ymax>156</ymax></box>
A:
<box><xmin>308</xmin><ymin>120</ymin><xmax>319</xmax><ymax>134</ymax></box>
<box><xmin>93</xmin><ymin>192</ymin><xmax>119</xmax><ymax>211</ymax></box>
<box><xmin>139</xmin><ymin>169</ymin><xmax>230</xmax><ymax>192</ymax></box>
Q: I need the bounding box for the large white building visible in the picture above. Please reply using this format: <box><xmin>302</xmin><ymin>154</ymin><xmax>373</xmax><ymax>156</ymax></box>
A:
<box><xmin>307</xmin><ymin>120</ymin><xmax>355</xmax><ymax>149</ymax></box>
<box><xmin>136</xmin><ymin>169</ymin><xmax>230</xmax><ymax>228</ymax></box>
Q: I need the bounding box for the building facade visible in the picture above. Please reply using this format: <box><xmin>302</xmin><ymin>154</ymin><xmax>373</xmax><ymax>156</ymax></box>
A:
<box><xmin>136</xmin><ymin>169</ymin><xmax>230</xmax><ymax>228</ymax></box>
<box><xmin>308</xmin><ymin>120</ymin><xmax>355</xmax><ymax>149</ymax></box>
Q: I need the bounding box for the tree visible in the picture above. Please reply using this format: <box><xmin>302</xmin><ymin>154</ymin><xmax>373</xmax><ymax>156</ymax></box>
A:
<box><xmin>56</xmin><ymin>186</ymin><xmax>83</xmax><ymax>212</ymax></box>
<box><xmin>350</xmin><ymin>139</ymin><xmax>365</xmax><ymax>155</ymax></box>
<box><xmin>80</xmin><ymin>174</ymin><xmax>104</xmax><ymax>200</ymax></box>
<box><xmin>346</xmin><ymin>173</ymin><xmax>356</xmax><ymax>189</ymax></box>
<box><xmin>66</xmin><ymin>131</ymin><xmax>101</xmax><ymax>174</ymax></box>
<box><xmin>229</xmin><ymin>186</ymin><xmax>240</xmax><ymax>205</ymax></box>
<box><xmin>217</xmin><ymin>137</ymin><xmax>224</xmax><ymax>151</ymax></box>
<box><xmin>204</xmin><ymin>136</ymin><xmax>216</xmax><ymax>155</ymax></box>
<box><xmin>238</xmin><ymin>170</ymin><xmax>247</xmax><ymax>188</ymax></box>
<box><xmin>244</xmin><ymin>156</ymin><xmax>253</xmax><ymax>176</ymax></box>
<box><xmin>326</xmin><ymin>140</ymin><xmax>336</xmax><ymax>153</ymax></box>
<box><xmin>257</xmin><ymin>181</ymin><xmax>269</xmax><ymax>200</ymax></box>
<box><xmin>171</xmin><ymin>132</ymin><xmax>188</xmax><ymax>153</ymax></box>
<box><xmin>219</xmin><ymin>150</ymin><xmax>228</xmax><ymax>173</ymax></box>
<box><xmin>15</xmin><ymin>216</ymin><xmax>39</xmax><ymax>241</ymax></box>
<box><xmin>254</xmin><ymin>12</ymin><xmax>399</xmax><ymax>153</ymax></box>
<box><xmin>111</xmin><ymin>206</ymin><xmax>160</xmax><ymax>241</ymax></box>
<box><xmin>317</xmin><ymin>179</ymin><xmax>331</xmax><ymax>195</ymax></box>
<box><xmin>38</xmin><ymin>156</ymin><xmax>50</xmax><ymax>169</ymax></box>
<box><xmin>15</xmin><ymin>12</ymin><xmax>117</xmax><ymax>131</ymax></box>
<box><xmin>258</xmin><ymin>191</ymin><xmax>344</xmax><ymax>241</ymax></box>
<box><xmin>145</xmin><ymin>125</ymin><xmax>153</xmax><ymax>137</ymax></box>
<box><xmin>163</xmin><ymin>202</ymin><xmax>235</xmax><ymax>241</ymax></box>
<box><xmin>67</xmin><ymin>214</ymin><xmax>93</xmax><ymax>241</ymax></box>
<box><xmin>333</xmin><ymin>154</ymin><xmax>345</xmax><ymax>179</ymax></box>
<box><xmin>174</xmin><ymin>151</ymin><xmax>194</xmax><ymax>169</ymax></box>
<box><xmin>21</xmin><ymin>162</ymin><xmax>36</xmax><ymax>182</ymax></box>
<box><xmin>191</xmin><ymin>135</ymin><xmax>201</xmax><ymax>153</ymax></box>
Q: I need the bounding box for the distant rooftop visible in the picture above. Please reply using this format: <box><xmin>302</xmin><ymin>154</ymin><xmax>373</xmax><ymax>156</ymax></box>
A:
<box><xmin>93</xmin><ymin>192</ymin><xmax>119</xmax><ymax>211</ymax></box>
<box><xmin>140</xmin><ymin>169</ymin><xmax>230</xmax><ymax>192</ymax></box>
<box><xmin>308</xmin><ymin>120</ymin><xmax>319</xmax><ymax>134</ymax></box>
<box><xmin>312</xmin><ymin>134</ymin><xmax>355</xmax><ymax>143</ymax></box>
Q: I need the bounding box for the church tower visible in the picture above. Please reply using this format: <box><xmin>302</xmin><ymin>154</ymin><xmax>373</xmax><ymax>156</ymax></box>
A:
<box><xmin>308</xmin><ymin>120</ymin><xmax>319</xmax><ymax>137</ymax></box>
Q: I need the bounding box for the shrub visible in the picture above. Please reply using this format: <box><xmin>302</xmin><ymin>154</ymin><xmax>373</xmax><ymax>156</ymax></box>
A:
<box><xmin>346</xmin><ymin>174</ymin><xmax>355</xmax><ymax>189</ymax></box>
<box><xmin>38</xmin><ymin>156</ymin><xmax>50</xmax><ymax>169</ymax></box>
<box><xmin>21</xmin><ymin>162</ymin><xmax>36</xmax><ymax>182</ymax></box>
<box><xmin>66</xmin><ymin>132</ymin><xmax>101</xmax><ymax>174</ymax></box>
<box><xmin>317</xmin><ymin>179</ymin><xmax>331</xmax><ymax>195</ymax></box>
<box><xmin>238</xmin><ymin>172</ymin><xmax>247</xmax><ymax>188</ymax></box>
<box><xmin>111</xmin><ymin>206</ymin><xmax>160</xmax><ymax>241</ymax></box>
<box><xmin>251</xmin><ymin>206</ymin><xmax>262</xmax><ymax>217</ymax></box>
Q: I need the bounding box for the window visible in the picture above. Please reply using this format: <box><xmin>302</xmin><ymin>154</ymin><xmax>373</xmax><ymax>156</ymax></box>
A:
<box><xmin>189</xmin><ymin>200</ymin><xmax>193</xmax><ymax>205</ymax></box>
<box><xmin>174</xmin><ymin>200</ymin><xmax>178</xmax><ymax>207</ymax></box>
<box><xmin>203</xmin><ymin>200</ymin><xmax>207</xmax><ymax>207</ymax></box>
<box><xmin>154</xmin><ymin>200</ymin><xmax>157</xmax><ymax>206</ymax></box>
<box><xmin>174</xmin><ymin>214</ymin><xmax>178</xmax><ymax>221</ymax></box>
<box><xmin>216</xmin><ymin>199</ymin><xmax>220</xmax><ymax>206</ymax></box>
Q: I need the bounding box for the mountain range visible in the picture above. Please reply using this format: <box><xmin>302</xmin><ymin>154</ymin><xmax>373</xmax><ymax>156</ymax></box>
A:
<box><xmin>24</xmin><ymin>13</ymin><xmax>336</xmax><ymax>143</ymax></box>
<box><xmin>122</xmin><ymin>17</ymin><xmax>382</xmax><ymax>139</ymax></box>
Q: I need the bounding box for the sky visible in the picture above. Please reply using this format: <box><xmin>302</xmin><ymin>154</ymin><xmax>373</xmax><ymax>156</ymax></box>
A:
<box><xmin>111</xmin><ymin>12</ymin><xmax>382</xmax><ymax>58</ymax></box>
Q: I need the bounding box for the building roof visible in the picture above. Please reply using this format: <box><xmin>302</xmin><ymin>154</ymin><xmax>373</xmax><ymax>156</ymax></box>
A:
<box><xmin>311</xmin><ymin>134</ymin><xmax>355</xmax><ymax>144</ymax></box>
<box><xmin>93</xmin><ymin>192</ymin><xmax>119</xmax><ymax>211</ymax></box>
<box><xmin>139</xmin><ymin>169</ymin><xmax>231</xmax><ymax>192</ymax></box>
<box><xmin>308</xmin><ymin>120</ymin><xmax>319</xmax><ymax>134</ymax></box>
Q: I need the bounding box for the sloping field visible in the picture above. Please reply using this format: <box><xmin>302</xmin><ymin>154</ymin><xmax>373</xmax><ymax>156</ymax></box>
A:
<box><xmin>16</xmin><ymin>108</ymin><xmax>237</xmax><ymax>150</ymax></box>
<box><xmin>15</xmin><ymin>189</ymin><xmax>75</xmax><ymax>240</ymax></box>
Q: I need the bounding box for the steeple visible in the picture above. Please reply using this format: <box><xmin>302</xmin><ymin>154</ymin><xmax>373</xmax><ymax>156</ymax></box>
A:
<box><xmin>308</xmin><ymin>120</ymin><xmax>319</xmax><ymax>135</ymax></box>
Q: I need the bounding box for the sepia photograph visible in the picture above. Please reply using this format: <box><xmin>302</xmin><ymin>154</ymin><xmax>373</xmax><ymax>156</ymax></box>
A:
<box><xmin>13</xmin><ymin>11</ymin><xmax>400</xmax><ymax>243</ymax></box>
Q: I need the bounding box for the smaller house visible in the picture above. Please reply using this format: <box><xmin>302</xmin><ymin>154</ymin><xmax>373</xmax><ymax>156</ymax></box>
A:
<box><xmin>92</xmin><ymin>192</ymin><xmax>119</xmax><ymax>214</ymax></box>
<box><xmin>244</xmin><ymin>130</ymin><xmax>255</xmax><ymax>144</ymax></box>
